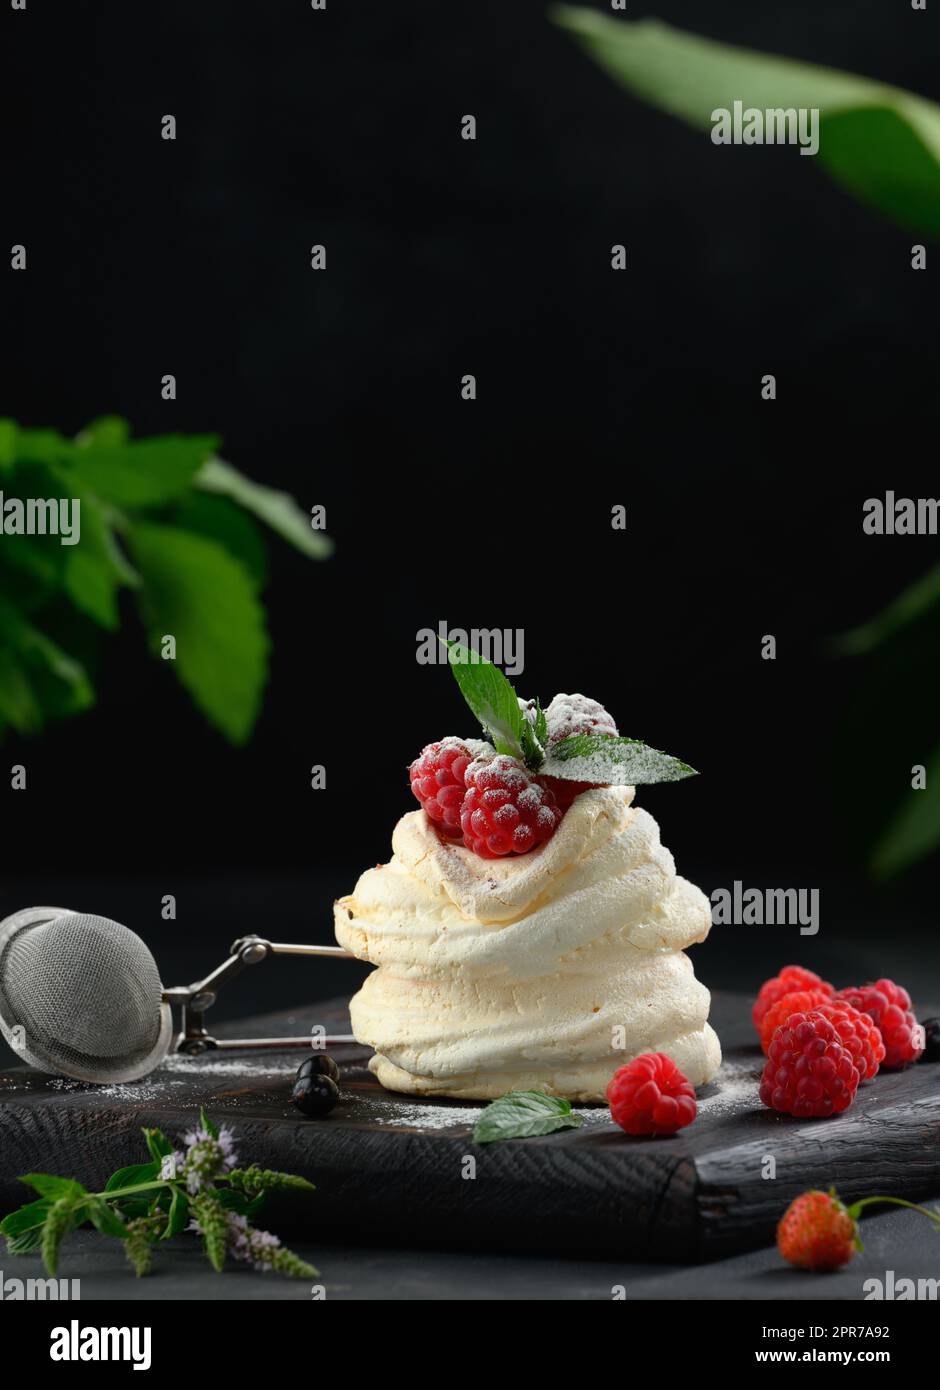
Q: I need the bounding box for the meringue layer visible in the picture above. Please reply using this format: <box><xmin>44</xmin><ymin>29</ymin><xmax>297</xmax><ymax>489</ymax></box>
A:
<box><xmin>334</xmin><ymin>786</ymin><xmax>721</xmax><ymax>1101</ymax></box>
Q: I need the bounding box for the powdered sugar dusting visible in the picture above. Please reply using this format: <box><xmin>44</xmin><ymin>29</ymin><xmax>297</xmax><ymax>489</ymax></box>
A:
<box><xmin>545</xmin><ymin>693</ymin><xmax>617</xmax><ymax>744</ymax></box>
<box><xmin>346</xmin><ymin>1093</ymin><xmax>615</xmax><ymax>1132</ymax></box>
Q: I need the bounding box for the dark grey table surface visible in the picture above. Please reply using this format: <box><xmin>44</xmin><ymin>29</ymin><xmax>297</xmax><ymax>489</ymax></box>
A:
<box><xmin>6</xmin><ymin>1203</ymin><xmax>938</xmax><ymax>1300</ymax></box>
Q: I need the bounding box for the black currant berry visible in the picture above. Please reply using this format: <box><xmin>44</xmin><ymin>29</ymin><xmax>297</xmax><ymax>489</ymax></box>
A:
<box><xmin>291</xmin><ymin>1074</ymin><xmax>340</xmax><ymax>1117</ymax></box>
<box><xmin>296</xmin><ymin>1053</ymin><xmax>340</xmax><ymax>1083</ymax></box>
<box><xmin>921</xmin><ymin>1018</ymin><xmax>940</xmax><ymax>1062</ymax></box>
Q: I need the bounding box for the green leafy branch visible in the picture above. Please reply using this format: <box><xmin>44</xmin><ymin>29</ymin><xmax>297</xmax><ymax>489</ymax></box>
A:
<box><xmin>0</xmin><ymin>418</ymin><xmax>332</xmax><ymax>744</ymax></box>
<box><xmin>552</xmin><ymin>7</ymin><xmax>940</xmax><ymax>241</ymax></box>
<box><xmin>0</xmin><ymin>1108</ymin><xmax>318</xmax><ymax>1280</ymax></box>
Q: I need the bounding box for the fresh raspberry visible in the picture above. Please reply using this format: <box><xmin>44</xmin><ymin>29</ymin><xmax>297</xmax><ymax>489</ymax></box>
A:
<box><xmin>835</xmin><ymin>980</ymin><xmax>925</xmax><ymax>1069</ymax></box>
<box><xmin>539</xmin><ymin>694</ymin><xmax>619</xmax><ymax>810</ymax></box>
<box><xmin>759</xmin><ymin>1011</ymin><xmax>861</xmax><ymax>1118</ymax></box>
<box><xmin>537</xmin><ymin>775</ymin><xmax>595</xmax><ymax>813</ymax></box>
<box><xmin>752</xmin><ymin>965</ymin><xmax>835</xmax><ymax>1031</ymax></box>
<box><xmin>607</xmin><ymin>1052</ymin><xmax>697</xmax><ymax>1136</ymax></box>
<box><xmin>409</xmin><ymin>738</ymin><xmax>484</xmax><ymax>836</ymax></box>
<box><xmin>814</xmin><ymin>1001</ymin><xmax>885</xmax><ymax>1080</ymax></box>
<box><xmin>544</xmin><ymin>693</ymin><xmax>618</xmax><ymax>745</ymax></box>
<box><xmin>460</xmin><ymin>755</ymin><xmax>562</xmax><ymax>858</ymax></box>
<box><xmin>777</xmin><ymin>1190</ymin><xmax>858</xmax><ymax>1271</ymax></box>
<box><xmin>759</xmin><ymin>988</ymin><xmax>834</xmax><ymax>1054</ymax></box>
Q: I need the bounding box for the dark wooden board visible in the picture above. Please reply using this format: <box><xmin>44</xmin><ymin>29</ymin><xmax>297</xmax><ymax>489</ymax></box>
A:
<box><xmin>1</xmin><ymin>993</ymin><xmax>938</xmax><ymax>1263</ymax></box>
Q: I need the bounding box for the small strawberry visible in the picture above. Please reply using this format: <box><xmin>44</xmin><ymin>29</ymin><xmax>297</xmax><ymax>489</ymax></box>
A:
<box><xmin>777</xmin><ymin>1189</ymin><xmax>859</xmax><ymax>1271</ymax></box>
<box><xmin>778</xmin><ymin>1186</ymin><xmax>940</xmax><ymax>1272</ymax></box>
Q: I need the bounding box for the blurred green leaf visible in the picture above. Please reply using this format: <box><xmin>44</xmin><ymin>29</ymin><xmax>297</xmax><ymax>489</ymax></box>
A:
<box><xmin>832</xmin><ymin>563</ymin><xmax>940</xmax><ymax>655</ymax></box>
<box><xmin>0</xmin><ymin>647</ymin><xmax>43</xmax><ymax>733</ymax></box>
<box><xmin>871</xmin><ymin>746</ymin><xmax>940</xmax><ymax>879</ymax></box>
<box><xmin>0</xmin><ymin>419</ymin><xmax>17</xmax><ymax>471</ymax></box>
<box><xmin>128</xmin><ymin>522</ymin><xmax>270</xmax><ymax>743</ymax></box>
<box><xmin>0</xmin><ymin>418</ymin><xmax>326</xmax><ymax>745</ymax></box>
<box><xmin>66</xmin><ymin>435</ymin><xmax>220</xmax><ymax>508</ymax></box>
<box><xmin>10</xmin><ymin>428</ymin><xmax>74</xmax><ymax>466</ymax></box>
<box><xmin>61</xmin><ymin>491</ymin><xmax>140</xmax><ymax>630</ymax></box>
<box><xmin>195</xmin><ymin>458</ymin><xmax>333</xmax><ymax>560</ymax></box>
<box><xmin>552</xmin><ymin>8</ymin><xmax>940</xmax><ymax>239</ymax></box>
<box><xmin>0</xmin><ymin>597</ymin><xmax>95</xmax><ymax>730</ymax></box>
<box><xmin>0</xmin><ymin>461</ymin><xmax>69</xmax><ymax>590</ymax></box>
<box><xmin>74</xmin><ymin>416</ymin><xmax>130</xmax><ymax>450</ymax></box>
<box><xmin>174</xmin><ymin>491</ymin><xmax>268</xmax><ymax>590</ymax></box>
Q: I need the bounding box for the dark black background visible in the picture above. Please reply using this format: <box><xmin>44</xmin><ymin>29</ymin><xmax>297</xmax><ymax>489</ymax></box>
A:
<box><xmin>2</xmin><ymin>0</ymin><xmax>939</xmax><ymax>1015</ymax></box>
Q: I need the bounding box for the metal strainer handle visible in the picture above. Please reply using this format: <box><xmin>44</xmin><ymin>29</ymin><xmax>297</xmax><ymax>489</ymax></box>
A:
<box><xmin>165</xmin><ymin>934</ymin><xmax>358</xmax><ymax>1057</ymax></box>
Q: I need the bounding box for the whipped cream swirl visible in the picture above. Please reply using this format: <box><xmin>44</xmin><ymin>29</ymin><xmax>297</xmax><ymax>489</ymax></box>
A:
<box><xmin>334</xmin><ymin>787</ymin><xmax>721</xmax><ymax>1101</ymax></box>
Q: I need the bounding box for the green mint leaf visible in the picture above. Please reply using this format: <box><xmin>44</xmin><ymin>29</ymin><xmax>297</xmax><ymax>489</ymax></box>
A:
<box><xmin>472</xmin><ymin>1090</ymin><xmax>583</xmax><ymax>1144</ymax></box>
<box><xmin>442</xmin><ymin>640</ymin><xmax>528</xmax><ymax>760</ymax></box>
<box><xmin>128</xmin><ymin>522</ymin><xmax>270</xmax><ymax>745</ymax></box>
<box><xmin>199</xmin><ymin>1107</ymin><xmax>220</xmax><ymax>1139</ymax></box>
<box><xmin>5</xmin><ymin>1227</ymin><xmax>47</xmax><ymax>1254</ymax></box>
<box><xmin>18</xmin><ymin>1173</ymin><xmax>87</xmax><ymax>1201</ymax></box>
<box><xmin>60</xmin><ymin>490</ymin><xmax>139</xmax><ymax>631</ymax></box>
<box><xmin>534</xmin><ymin>699</ymin><xmax>548</xmax><ymax>748</ymax></box>
<box><xmin>0</xmin><ymin>647</ymin><xmax>44</xmax><ymax>734</ymax></box>
<box><xmin>174</xmin><ymin>491</ymin><xmax>269</xmax><ymax>591</ymax></box>
<box><xmin>551</xmin><ymin>7</ymin><xmax>940</xmax><ymax>242</ymax></box>
<box><xmin>194</xmin><ymin>458</ymin><xmax>333</xmax><ymax>561</ymax></box>
<box><xmin>104</xmin><ymin>1162</ymin><xmax>161</xmax><ymax>1193</ymax></box>
<box><xmin>142</xmin><ymin>1128</ymin><xmax>173</xmax><ymax>1164</ymax></box>
<box><xmin>65</xmin><ymin>434</ymin><xmax>220</xmax><ymax>508</ymax></box>
<box><xmin>0</xmin><ymin>419</ymin><xmax>17</xmax><ymax>470</ymax></box>
<box><xmin>87</xmin><ymin>1199</ymin><xmax>130</xmax><ymax>1240</ymax></box>
<box><xmin>1</xmin><ymin>1197</ymin><xmax>52</xmax><ymax>1242</ymax></box>
<box><xmin>12</xmin><ymin>427</ymin><xmax>73</xmax><ymax>466</ymax></box>
<box><xmin>517</xmin><ymin>702</ymin><xmax>546</xmax><ymax>770</ymax></box>
<box><xmin>0</xmin><ymin>597</ymin><xmax>95</xmax><ymax>728</ymax></box>
<box><xmin>870</xmin><ymin>741</ymin><xmax>940</xmax><ymax>880</ymax></box>
<box><xmin>74</xmin><ymin>416</ymin><xmax>130</xmax><ymax>450</ymax></box>
<box><xmin>214</xmin><ymin>1187</ymin><xmax>266</xmax><ymax>1218</ymax></box>
<box><xmin>542</xmin><ymin>733</ymin><xmax>697</xmax><ymax>785</ymax></box>
<box><xmin>161</xmin><ymin>1188</ymin><xmax>190</xmax><ymax>1240</ymax></box>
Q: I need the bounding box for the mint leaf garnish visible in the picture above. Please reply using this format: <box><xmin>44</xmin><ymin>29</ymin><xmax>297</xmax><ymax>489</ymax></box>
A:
<box><xmin>542</xmin><ymin>733</ymin><xmax>697</xmax><ymax>785</ymax></box>
<box><xmin>533</xmin><ymin>699</ymin><xmax>548</xmax><ymax>749</ymax></box>
<box><xmin>472</xmin><ymin>1091</ymin><xmax>583</xmax><ymax>1144</ymax></box>
<box><xmin>443</xmin><ymin>640</ymin><xmax>535</xmax><ymax>764</ymax></box>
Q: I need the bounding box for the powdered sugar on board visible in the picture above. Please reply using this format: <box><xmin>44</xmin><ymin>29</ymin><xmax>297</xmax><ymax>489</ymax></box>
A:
<box><xmin>344</xmin><ymin>1093</ymin><xmax>616</xmax><ymax>1132</ymax></box>
<box><xmin>694</xmin><ymin>1058</ymin><xmax>761</xmax><ymax>1118</ymax></box>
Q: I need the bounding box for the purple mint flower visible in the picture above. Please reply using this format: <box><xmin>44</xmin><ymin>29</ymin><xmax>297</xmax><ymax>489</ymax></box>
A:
<box><xmin>180</xmin><ymin>1124</ymin><xmax>238</xmax><ymax>1193</ymax></box>
<box><xmin>227</xmin><ymin>1213</ymin><xmax>282</xmax><ymax>1273</ymax></box>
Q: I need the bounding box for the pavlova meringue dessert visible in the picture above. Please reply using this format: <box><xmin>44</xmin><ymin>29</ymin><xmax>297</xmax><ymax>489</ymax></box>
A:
<box><xmin>334</xmin><ymin>649</ymin><xmax>721</xmax><ymax>1102</ymax></box>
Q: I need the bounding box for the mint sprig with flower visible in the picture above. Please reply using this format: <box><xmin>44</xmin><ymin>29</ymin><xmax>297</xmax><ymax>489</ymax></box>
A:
<box><xmin>442</xmin><ymin>639</ymin><xmax>696</xmax><ymax>785</ymax></box>
<box><xmin>0</xmin><ymin>1108</ymin><xmax>317</xmax><ymax>1280</ymax></box>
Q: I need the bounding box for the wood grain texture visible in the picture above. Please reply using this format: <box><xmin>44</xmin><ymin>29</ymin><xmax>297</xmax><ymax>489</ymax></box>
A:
<box><xmin>1</xmin><ymin>992</ymin><xmax>937</xmax><ymax>1262</ymax></box>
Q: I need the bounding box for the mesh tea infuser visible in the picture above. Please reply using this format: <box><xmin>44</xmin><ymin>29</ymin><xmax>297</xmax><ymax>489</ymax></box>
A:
<box><xmin>0</xmin><ymin>906</ymin><xmax>355</xmax><ymax>1084</ymax></box>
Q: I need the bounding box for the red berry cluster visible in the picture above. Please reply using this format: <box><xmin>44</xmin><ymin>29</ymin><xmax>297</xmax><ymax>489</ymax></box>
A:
<box><xmin>760</xmin><ymin>1011</ymin><xmax>860</xmax><ymax>1118</ymax></box>
<box><xmin>409</xmin><ymin>696</ymin><xmax>619</xmax><ymax>859</ymax></box>
<box><xmin>753</xmin><ymin>963</ymin><xmax>925</xmax><ymax>1120</ymax></box>
<box><xmin>410</xmin><ymin>741</ymin><xmax>562</xmax><ymax>859</ymax></box>
<box><xmin>836</xmin><ymin>980</ymin><xmax>925</xmax><ymax>1070</ymax></box>
<box><xmin>752</xmin><ymin>964</ymin><xmax>834</xmax><ymax>1030</ymax></box>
